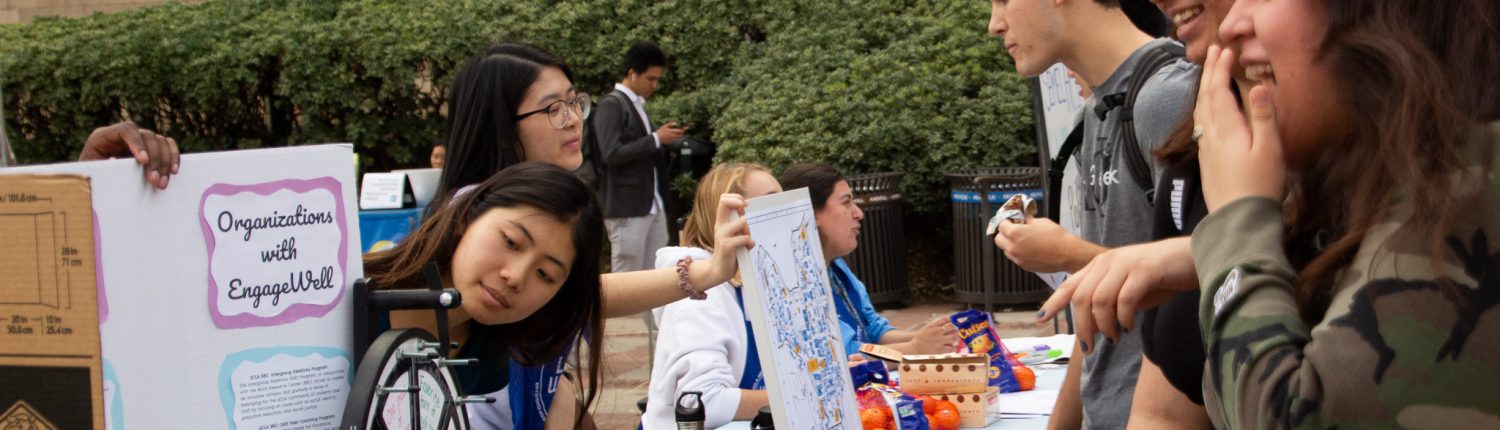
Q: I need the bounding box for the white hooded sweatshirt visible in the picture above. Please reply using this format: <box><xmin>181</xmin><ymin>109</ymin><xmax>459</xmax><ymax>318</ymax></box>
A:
<box><xmin>641</xmin><ymin>246</ymin><xmax>758</xmax><ymax>428</ymax></box>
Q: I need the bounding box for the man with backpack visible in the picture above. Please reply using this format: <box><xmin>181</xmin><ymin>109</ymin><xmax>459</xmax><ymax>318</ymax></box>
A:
<box><xmin>590</xmin><ymin>42</ymin><xmax>687</xmax><ymax>274</ymax></box>
<box><xmin>987</xmin><ymin>0</ymin><xmax>1195</xmax><ymax>428</ymax></box>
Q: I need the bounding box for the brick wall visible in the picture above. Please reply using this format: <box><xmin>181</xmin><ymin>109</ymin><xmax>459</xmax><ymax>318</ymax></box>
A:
<box><xmin>1</xmin><ymin>0</ymin><xmax>201</xmax><ymax>24</ymax></box>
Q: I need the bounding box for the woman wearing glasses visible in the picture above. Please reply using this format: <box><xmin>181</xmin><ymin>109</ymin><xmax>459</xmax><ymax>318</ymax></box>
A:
<box><xmin>392</xmin><ymin>43</ymin><xmax>753</xmax><ymax>430</ymax></box>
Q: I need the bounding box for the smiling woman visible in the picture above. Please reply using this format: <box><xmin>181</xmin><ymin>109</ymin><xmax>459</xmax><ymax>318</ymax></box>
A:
<box><xmin>1187</xmin><ymin>0</ymin><xmax>1500</xmax><ymax>427</ymax></box>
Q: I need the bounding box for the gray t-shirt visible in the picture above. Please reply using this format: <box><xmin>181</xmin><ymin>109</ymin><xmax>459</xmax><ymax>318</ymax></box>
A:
<box><xmin>1073</xmin><ymin>38</ymin><xmax>1198</xmax><ymax>429</ymax></box>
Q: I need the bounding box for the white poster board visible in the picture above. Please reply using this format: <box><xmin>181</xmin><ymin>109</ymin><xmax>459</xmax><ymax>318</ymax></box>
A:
<box><xmin>734</xmin><ymin>188</ymin><xmax>861</xmax><ymax>430</ymax></box>
<box><xmin>1037</xmin><ymin>64</ymin><xmax>1088</xmax><ymax>162</ymax></box>
<box><xmin>2</xmin><ymin>145</ymin><xmax>361</xmax><ymax>430</ymax></box>
<box><xmin>1035</xmin><ymin>63</ymin><xmax>1088</xmax><ymax>234</ymax></box>
<box><xmin>1031</xmin><ymin>63</ymin><xmax>1089</xmax><ymax>288</ymax></box>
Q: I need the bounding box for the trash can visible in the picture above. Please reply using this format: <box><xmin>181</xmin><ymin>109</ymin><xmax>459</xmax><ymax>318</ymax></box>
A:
<box><xmin>844</xmin><ymin>172</ymin><xmax>908</xmax><ymax>306</ymax></box>
<box><xmin>947</xmin><ymin>167</ymin><xmax>1050</xmax><ymax>310</ymax></box>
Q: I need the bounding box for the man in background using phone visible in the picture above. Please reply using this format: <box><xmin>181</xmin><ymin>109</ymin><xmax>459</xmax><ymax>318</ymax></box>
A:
<box><xmin>594</xmin><ymin>41</ymin><xmax>687</xmax><ymax>274</ymax></box>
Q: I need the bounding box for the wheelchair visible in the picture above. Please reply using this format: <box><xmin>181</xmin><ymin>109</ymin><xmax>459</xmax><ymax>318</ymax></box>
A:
<box><xmin>340</xmin><ymin>264</ymin><xmax>498</xmax><ymax>430</ymax></box>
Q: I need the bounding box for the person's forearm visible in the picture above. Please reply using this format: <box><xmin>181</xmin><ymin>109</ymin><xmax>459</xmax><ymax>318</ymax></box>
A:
<box><xmin>1126</xmin><ymin>355</ymin><xmax>1210</xmax><ymax>430</ymax></box>
<box><xmin>543</xmin><ymin>377</ymin><xmax>583</xmax><ymax>430</ymax></box>
<box><xmin>735</xmin><ymin>389</ymin><xmax>770</xmax><ymax>420</ymax></box>
<box><xmin>877</xmin><ymin>329</ymin><xmax>913</xmax><ymax>344</ymax></box>
<box><xmin>1048</xmin><ymin>343</ymin><xmax>1085</xmax><ymax>430</ymax></box>
<box><xmin>1157</xmin><ymin>237</ymin><xmax>1199</xmax><ymax>291</ymax></box>
<box><xmin>1063</xmin><ymin>238</ymin><xmax>1109</xmax><ymax>274</ymax></box>
<box><xmin>600</xmin><ymin>260</ymin><xmax>719</xmax><ymax>318</ymax></box>
<box><xmin>882</xmin><ymin>341</ymin><xmax>921</xmax><ymax>355</ymax></box>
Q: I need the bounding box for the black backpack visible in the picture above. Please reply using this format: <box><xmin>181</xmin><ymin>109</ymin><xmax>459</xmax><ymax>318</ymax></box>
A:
<box><xmin>1046</xmin><ymin>43</ymin><xmax>1186</xmax><ymax>222</ymax></box>
<box><xmin>574</xmin><ymin>91</ymin><xmax>627</xmax><ymax>191</ymax></box>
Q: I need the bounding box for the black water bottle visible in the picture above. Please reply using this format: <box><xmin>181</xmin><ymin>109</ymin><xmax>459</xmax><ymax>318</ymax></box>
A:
<box><xmin>675</xmin><ymin>391</ymin><xmax>705</xmax><ymax>430</ymax></box>
<box><xmin>750</xmin><ymin>405</ymin><xmax>774</xmax><ymax>430</ymax></box>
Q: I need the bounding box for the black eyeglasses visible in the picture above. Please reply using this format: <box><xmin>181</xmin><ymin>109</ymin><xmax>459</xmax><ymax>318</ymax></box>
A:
<box><xmin>513</xmin><ymin>93</ymin><xmax>591</xmax><ymax>130</ymax></box>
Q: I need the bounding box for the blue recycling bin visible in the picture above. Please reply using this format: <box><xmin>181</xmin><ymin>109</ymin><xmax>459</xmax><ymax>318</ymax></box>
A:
<box><xmin>357</xmin><ymin>207</ymin><xmax>424</xmax><ymax>253</ymax></box>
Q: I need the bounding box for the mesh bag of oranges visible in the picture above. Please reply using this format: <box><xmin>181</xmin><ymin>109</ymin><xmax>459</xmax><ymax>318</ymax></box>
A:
<box><xmin>852</xmin><ymin>360</ymin><xmax>931</xmax><ymax>430</ymax></box>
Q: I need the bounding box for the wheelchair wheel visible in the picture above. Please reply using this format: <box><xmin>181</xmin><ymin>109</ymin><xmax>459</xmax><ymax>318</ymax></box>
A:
<box><xmin>341</xmin><ymin>329</ymin><xmax>471</xmax><ymax>430</ymax></box>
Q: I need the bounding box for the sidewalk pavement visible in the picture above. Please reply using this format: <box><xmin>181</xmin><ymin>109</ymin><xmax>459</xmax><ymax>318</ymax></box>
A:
<box><xmin>586</xmin><ymin>300</ymin><xmax>1059</xmax><ymax>429</ymax></box>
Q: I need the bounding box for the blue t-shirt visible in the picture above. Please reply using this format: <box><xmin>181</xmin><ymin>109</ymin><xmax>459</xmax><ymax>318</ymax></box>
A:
<box><xmin>453</xmin><ymin>321</ymin><xmax>568</xmax><ymax>430</ymax></box>
<box><xmin>828</xmin><ymin>258</ymin><xmax>895</xmax><ymax>355</ymax></box>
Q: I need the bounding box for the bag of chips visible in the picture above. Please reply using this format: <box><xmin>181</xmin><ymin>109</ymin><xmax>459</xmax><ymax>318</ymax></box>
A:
<box><xmin>950</xmin><ymin>309</ymin><xmax>1032</xmax><ymax>393</ymax></box>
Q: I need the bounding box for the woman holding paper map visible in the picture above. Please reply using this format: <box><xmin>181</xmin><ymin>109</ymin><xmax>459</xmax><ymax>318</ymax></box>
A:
<box><xmin>644</xmin><ymin>163</ymin><xmax>782</xmax><ymax>428</ymax></box>
<box><xmin>779</xmin><ymin>163</ymin><xmax>959</xmax><ymax>357</ymax></box>
<box><xmin>383</xmin><ymin>43</ymin><xmax>753</xmax><ymax>430</ymax></box>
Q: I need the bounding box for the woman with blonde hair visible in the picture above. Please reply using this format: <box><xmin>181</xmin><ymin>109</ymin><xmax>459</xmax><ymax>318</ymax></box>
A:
<box><xmin>643</xmin><ymin>163</ymin><xmax>782</xmax><ymax>428</ymax></box>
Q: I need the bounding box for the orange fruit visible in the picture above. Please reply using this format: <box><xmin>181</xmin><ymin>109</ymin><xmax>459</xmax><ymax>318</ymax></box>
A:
<box><xmin>925</xmin><ymin>413</ymin><xmax>937</xmax><ymax>428</ymax></box>
<box><xmin>920</xmin><ymin>396</ymin><xmax>939</xmax><ymax>415</ymax></box>
<box><xmin>860</xmin><ymin>407</ymin><xmax>889</xmax><ymax>430</ymax></box>
<box><xmin>931</xmin><ymin>409</ymin><xmax>961</xmax><ymax>430</ymax></box>
<box><xmin>1014</xmin><ymin>365</ymin><xmax>1037</xmax><ymax>391</ymax></box>
<box><xmin>934</xmin><ymin>399</ymin><xmax>960</xmax><ymax>417</ymax></box>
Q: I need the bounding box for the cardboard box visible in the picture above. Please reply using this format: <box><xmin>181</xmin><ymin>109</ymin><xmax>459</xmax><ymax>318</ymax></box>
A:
<box><xmin>858</xmin><ymin>342</ymin><xmax>904</xmax><ymax>363</ymax></box>
<box><xmin>897</xmin><ymin>353</ymin><xmax>988</xmax><ymax>395</ymax></box>
<box><xmin>932</xmin><ymin>387</ymin><xmax>1001</xmax><ymax>428</ymax></box>
<box><xmin>0</xmin><ymin>174</ymin><xmax>103</xmax><ymax>430</ymax></box>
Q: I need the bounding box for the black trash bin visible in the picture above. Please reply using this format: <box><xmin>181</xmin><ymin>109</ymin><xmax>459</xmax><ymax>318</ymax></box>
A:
<box><xmin>844</xmin><ymin>172</ymin><xmax>908</xmax><ymax>306</ymax></box>
<box><xmin>947</xmin><ymin>167</ymin><xmax>1050</xmax><ymax>310</ymax></box>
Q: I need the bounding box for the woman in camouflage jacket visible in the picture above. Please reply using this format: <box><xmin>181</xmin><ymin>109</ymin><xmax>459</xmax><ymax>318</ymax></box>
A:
<box><xmin>1190</xmin><ymin>0</ymin><xmax>1500</xmax><ymax>427</ymax></box>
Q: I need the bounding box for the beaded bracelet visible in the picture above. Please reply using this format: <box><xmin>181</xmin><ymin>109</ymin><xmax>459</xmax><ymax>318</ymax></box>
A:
<box><xmin>675</xmin><ymin>256</ymin><xmax>707</xmax><ymax>300</ymax></box>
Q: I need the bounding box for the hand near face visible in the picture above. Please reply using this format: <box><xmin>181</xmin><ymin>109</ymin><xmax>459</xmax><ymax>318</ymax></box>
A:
<box><xmin>1196</xmin><ymin>46</ymin><xmax>1286</xmax><ymax>212</ymax></box>
<box><xmin>1036</xmin><ymin>238</ymin><xmax>1196</xmax><ymax>348</ymax></box>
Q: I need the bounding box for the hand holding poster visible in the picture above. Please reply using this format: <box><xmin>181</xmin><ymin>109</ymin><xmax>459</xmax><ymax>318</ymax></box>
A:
<box><xmin>734</xmin><ymin>188</ymin><xmax>862</xmax><ymax>430</ymax></box>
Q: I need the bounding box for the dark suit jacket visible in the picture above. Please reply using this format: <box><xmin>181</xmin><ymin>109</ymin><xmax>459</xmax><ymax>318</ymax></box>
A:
<box><xmin>594</xmin><ymin>89</ymin><xmax>670</xmax><ymax>218</ymax></box>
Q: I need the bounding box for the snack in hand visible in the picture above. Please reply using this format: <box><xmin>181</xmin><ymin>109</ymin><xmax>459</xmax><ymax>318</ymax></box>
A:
<box><xmin>985</xmin><ymin>193</ymin><xmax>1037</xmax><ymax>235</ymax></box>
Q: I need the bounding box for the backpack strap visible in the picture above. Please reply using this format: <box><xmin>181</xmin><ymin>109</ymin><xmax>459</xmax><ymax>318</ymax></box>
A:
<box><xmin>580</xmin><ymin>91</ymin><xmax>631</xmax><ymax>190</ymax></box>
<box><xmin>1098</xmin><ymin>42</ymin><xmax>1186</xmax><ymax>204</ymax></box>
<box><xmin>1046</xmin><ymin>124</ymin><xmax>1083</xmax><ymax>223</ymax></box>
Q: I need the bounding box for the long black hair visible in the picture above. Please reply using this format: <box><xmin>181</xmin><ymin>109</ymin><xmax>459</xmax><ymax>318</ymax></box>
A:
<box><xmin>433</xmin><ymin>43</ymin><xmax>574</xmax><ymax>210</ymax></box>
<box><xmin>365</xmin><ymin>162</ymin><xmax>604</xmax><ymax>425</ymax></box>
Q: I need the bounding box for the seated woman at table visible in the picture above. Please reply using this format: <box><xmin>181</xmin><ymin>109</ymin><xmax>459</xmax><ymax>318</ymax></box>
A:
<box><xmin>643</xmin><ymin>163</ymin><xmax>780</xmax><ymax>428</ymax></box>
<box><xmin>778</xmin><ymin>163</ymin><xmax>959</xmax><ymax>356</ymax></box>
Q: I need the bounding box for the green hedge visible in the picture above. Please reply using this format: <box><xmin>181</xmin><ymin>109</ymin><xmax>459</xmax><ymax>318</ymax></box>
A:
<box><xmin>1</xmin><ymin>0</ymin><xmax>1035</xmax><ymax>214</ymax></box>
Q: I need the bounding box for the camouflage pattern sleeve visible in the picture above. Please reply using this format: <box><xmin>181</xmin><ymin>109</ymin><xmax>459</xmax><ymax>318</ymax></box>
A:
<box><xmin>1191</xmin><ymin>197</ymin><xmax>1313</xmax><ymax>429</ymax></box>
<box><xmin>1193</xmin><ymin>192</ymin><xmax>1500</xmax><ymax>429</ymax></box>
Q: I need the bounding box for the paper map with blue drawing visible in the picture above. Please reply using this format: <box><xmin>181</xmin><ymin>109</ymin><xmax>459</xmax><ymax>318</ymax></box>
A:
<box><xmin>735</xmin><ymin>187</ymin><xmax>861</xmax><ymax>430</ymax></box>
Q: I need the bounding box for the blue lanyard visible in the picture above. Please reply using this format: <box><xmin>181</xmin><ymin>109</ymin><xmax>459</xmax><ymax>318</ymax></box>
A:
<box><xmin>732</xmin><ymin>286</ymin><xmax>766</xmax><ymax>390</ymax></box>
<box><xmin>829</xmin><ymin>268</ymin><xmax>868</xmax><ymax>343</ymax></box>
